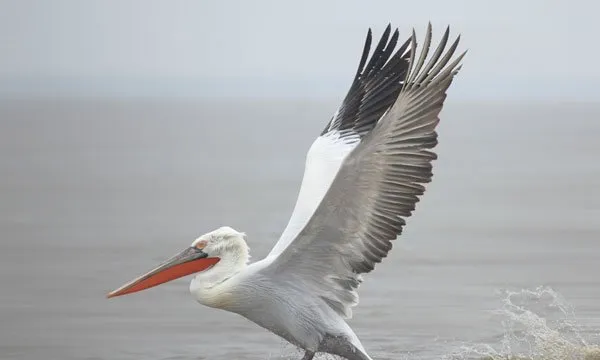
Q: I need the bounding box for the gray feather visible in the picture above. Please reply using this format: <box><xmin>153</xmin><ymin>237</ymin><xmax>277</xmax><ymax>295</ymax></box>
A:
<box><xmin>266</xmin><ymin>25</ymin><xmax>466</xmax><ymax>319</ymax></box>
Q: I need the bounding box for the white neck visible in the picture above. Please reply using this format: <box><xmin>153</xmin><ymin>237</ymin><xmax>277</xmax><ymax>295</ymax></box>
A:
<box><xmin>189</xmin><ymin>241</ymin><xmax>249</xmax><ymax>310</ymax></box>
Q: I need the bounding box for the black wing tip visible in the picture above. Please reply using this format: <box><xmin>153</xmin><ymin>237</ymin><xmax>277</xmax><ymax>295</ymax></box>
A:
<box><xmin>355</xmin><ymin>28</ymin><xmax>374</xmax><ymax>77</ymax></box>
<box><xmin>327</xmin><ymin>23</ymin><xmax>464</xmax><ymax>137</ymax></box>
<box><xmin>350</xmin><ymin>24</ymin><xmax>411</xmax><ymax>85</ymax></box>
<box><xmin>362</xmin><ymin>23</ymin><xmax>465</xmax><ymax>86</ymax></box>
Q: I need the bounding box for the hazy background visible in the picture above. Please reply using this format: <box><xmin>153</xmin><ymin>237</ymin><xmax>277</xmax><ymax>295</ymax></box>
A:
<box><xmin>0</xmin><ymin>0</ymin><xmax>598</xmax><ymax>101</ymax></box>
<box><xmin>1</xmin><ymin>2</ymin><xmax>600</xmax><ymax>360</ymax></box>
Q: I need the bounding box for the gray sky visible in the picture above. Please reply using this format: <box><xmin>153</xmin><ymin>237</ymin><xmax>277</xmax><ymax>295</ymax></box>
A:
<box><xmin>0</xmin><ymin>0</ymin><xmax>597</xmax><ymax>100</ymax></box>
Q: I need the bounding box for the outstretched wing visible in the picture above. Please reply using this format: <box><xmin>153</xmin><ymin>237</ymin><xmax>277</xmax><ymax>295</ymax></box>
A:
<box><xmin>265</xmin><ymin>24</ymin><xmax>466</xmax><ymax>318</ymax></box>
<box><xmin>267</xmin><ymin>24</ymin><xmax>412</xmax><ymax>258</ymax></box>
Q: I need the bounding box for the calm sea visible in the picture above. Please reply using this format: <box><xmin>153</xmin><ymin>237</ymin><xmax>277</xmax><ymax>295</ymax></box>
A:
<box><xmin>1</xmin><ymin>99</ymin><xmax>599</xmax><ymax>360</ymax></box>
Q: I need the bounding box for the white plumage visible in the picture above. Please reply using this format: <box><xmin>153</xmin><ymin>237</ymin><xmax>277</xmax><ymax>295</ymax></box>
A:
<box><xmin>109</xmin><ymin>23</ymin><xmax>466</xmax><ymax>360</ymax></box>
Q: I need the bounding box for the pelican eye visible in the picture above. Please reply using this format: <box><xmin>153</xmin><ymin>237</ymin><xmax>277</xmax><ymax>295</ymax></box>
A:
<box><xmin>194</xmin><ymin>240</ymin><xmax>208</xmax><ymax>250</ymax></box>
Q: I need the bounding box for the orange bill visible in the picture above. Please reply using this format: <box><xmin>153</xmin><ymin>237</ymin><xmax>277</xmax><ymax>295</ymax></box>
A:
<box><xmin>107</xmin><ymin>247</ymin><xmax>220</xmax><ymax>298</ymax></box>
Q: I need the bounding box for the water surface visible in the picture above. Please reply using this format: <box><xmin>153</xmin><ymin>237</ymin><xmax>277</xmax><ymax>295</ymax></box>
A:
<box><xmin>1</xmin><ymin>99</ymin><xmax>599</xmax><ymax>359</ymax></box>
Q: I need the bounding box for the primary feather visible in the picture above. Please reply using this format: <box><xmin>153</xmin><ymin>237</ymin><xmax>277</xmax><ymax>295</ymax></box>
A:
<box><xmin>265</xmin><ymin>23</ymin><xmax>466</xmax><ymax>319</ymax></box>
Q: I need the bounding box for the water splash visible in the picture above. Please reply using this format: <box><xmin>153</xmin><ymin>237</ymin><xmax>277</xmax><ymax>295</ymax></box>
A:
<box><xmin>445</xmin><ymin>286</ymin><xmax>600</xmax><ymax>360</ymax></box>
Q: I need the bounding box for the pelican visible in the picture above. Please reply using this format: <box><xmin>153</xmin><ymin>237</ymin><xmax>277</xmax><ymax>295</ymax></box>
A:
<box><xmin>108</xmin><ymin>23</ymin><xmax>466</xmax><ymax>360</ymax></box>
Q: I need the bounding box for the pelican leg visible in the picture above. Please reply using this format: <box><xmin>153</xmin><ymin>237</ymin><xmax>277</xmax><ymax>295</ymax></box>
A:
<box><xmin>301</xmin><ymin>350</ymin><xmax>315</xmax><ymax>360</ymax></box>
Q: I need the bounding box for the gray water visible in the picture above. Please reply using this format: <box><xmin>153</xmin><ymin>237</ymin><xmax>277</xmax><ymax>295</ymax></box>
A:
<box><xmin>1</xmin><ymin>99</ymin><xmax>599</xmax><ymax>360</ymax></box>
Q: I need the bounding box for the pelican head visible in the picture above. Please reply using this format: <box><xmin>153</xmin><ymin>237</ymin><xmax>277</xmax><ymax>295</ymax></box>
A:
<box><xmin>107</xmin><ymin>226</ymin><xmax>249</xmax><ymax>299</ymax></box>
